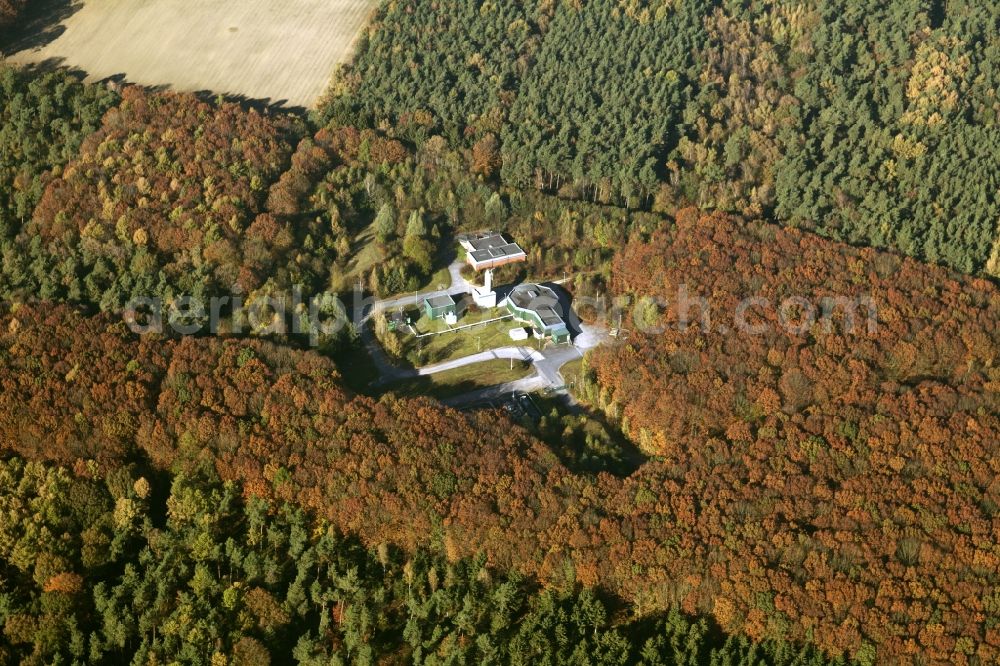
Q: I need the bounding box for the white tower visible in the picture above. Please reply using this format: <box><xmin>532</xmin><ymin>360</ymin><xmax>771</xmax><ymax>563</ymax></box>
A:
<box><xmin>473</xmin><ymin>268</ymin><xmax>498</xmax><ymax>308</ymax></box>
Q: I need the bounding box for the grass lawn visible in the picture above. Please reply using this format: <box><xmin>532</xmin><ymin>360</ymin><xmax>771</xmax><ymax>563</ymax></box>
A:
<box><xmin>341</xmin><ymin>223</ymin><xmax>383</xmax><ymax>287</ymax></box>
<box><xmin>340</xmin><ymin>223</ymin><xmax>453</xmax><ymax>298</ymax></box>
<box><xmin>400</xmin><ymin>308</ymin><xmax>535</xmax><ymax>366</ymax></box>
<box><xmin>387</xmin><ymin>360</ymin><xmax>533</xmax><ymax>400</ymax></box>
<box><xmin>558</xmin><ymin>358</ymin><xmax>585</xmax><ymax>390</ymax></box>
<box><xmin>417</xmin><ymin>266</ymin><xmax>453</xmax><ymax>293</ymax></box>
<box><xmin>411</xmin><ymin>306</ymin><xmax>508</xmax><ymax>335</ymax></box>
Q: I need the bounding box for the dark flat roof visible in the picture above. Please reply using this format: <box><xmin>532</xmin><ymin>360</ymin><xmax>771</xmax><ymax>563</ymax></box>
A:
<box><xmin>535</xmin><ymin>307</ymin><xmax>566</xmax><ymax>328</ymax></box>
<box><xmin>470</xmin><ymin>244</ymin><xmax>526</xmax><ymax>263</ymax></box>
<box><xmin>466</xmin><ymin>233</ymin><xmax>512</xmax><ymax>252</ymax></box>
<box><xmin>424</xmin><ymin>294</ymin><xmax>456</xmax><ymax>308</ymax></box>
<box><xmin>507</xmin><ymin>284</ymin><xmax>568</xmax><ymax>330</ymax></box>
<box><xmin>464</xmin><ymin>233</ymin><xmax>526</xmax><ymax>266</ymax></box>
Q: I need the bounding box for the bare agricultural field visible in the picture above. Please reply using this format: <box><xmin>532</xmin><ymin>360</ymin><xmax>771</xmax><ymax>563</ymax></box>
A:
<box><xmin>8</xmin><ymin>0</ymin><xmax>378</xmax><ymax>107</ymax></box>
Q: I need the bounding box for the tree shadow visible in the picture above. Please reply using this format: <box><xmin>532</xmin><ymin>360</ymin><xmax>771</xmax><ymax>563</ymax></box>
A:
<box><xmin>540</xmin><ymin>281</ymin><xmax>584</xmax><ymax>338</ymax></box>
<box><xmin>2</xmin><ymin>65</ymin><xmax>308</xmax><ymax>124</ymax></box>
<box><xmin>436</xmin><ymin>241</ymin><xmax>458</xmax><ymax>271</ymax></box>
<box><xmin>1</xmin><ymin>0</ymin><xmax>82</xmax><ymax>54</ymax></box>
<box><xmin>531</xmin><ymin>394</ymin><xmax>647</xmax><ymax>478</ymax></box>
<box><xmin>2</xmin><ymin>55</ymin><xmax>69</xmax><ymax>75</ymax></box>
<box><xmin>191</xmin><ymin>89</ymin><xmax>308</xmax><ymax>117</ymax></box>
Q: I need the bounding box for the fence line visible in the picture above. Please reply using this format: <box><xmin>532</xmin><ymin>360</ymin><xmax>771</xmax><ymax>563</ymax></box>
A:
<box><xmin>414</xmin><ymin>314</ymin><xmax>515</xmax><ymax>339</ymax></box>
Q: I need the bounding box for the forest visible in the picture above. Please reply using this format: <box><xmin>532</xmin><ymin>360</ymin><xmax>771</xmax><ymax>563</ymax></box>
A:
<box><xmin>581</xmin><ymin>210</ymin><xmax>999</xmax><ymax>660</ymax></box>
<box><xmin>0</xmin><ymin>0</ymin><xmax>26</xmax><ymax>31</ymax></box>
<box><xmin>1</xmin><ymin>204</ymin><xmax>997</xmax><ymax>662</ymax></box>
<box><xmin>0</xmin><ymin>1</ymin><xmax>998</xmax><ymax>662</ymax></box>
<box><xmin>335</xmin><ymin>0</ymin><xmax>1000</xmax><ymax>276</ymax></box>
<box><xmin>0</xmin><ymin>73</ymin><xmax>629</xmax><ymax>318</ymax></box>
<box><xmin>0</xmin><ymin>65</ymin><xmax>118</xmax><ymax>244</ymax></box>
<box><xmin>0</xmin><ymin>455</ymin><xmax>852</xmax><ymax>665</ymax></box>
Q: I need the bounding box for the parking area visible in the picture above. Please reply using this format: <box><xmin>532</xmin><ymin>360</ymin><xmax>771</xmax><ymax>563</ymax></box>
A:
<box><xmin>460</xmin><ymin>391</ymin><xmax>543</xmax><ymax>423</ymax></box>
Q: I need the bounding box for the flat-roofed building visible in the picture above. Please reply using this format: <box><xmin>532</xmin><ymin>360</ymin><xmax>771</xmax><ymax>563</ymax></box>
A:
<box><xmin>459</xmin><ymin>233</ymin><xmax>527</xmax><ymax>271</ymax></box>
<box><xmin>423</xmin><ymin>293</ymin><xmax>457</xmax><ymax>321</ymax></box>
<box><xmin>503</xmin><ymin>283</ymin><xmax>571</xmax><ymax>344</ymax></box>
<box><xmin>508</xmin><ymin>327</ymin><xmax>529</xmax><ymax>342</ymax></box>
<box><xmin>458</xmin><ymin>232</ymin><xmax>529</xmax><ymax>307</ymax></box>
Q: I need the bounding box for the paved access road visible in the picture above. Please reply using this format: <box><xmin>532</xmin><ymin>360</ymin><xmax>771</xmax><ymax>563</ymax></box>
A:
<box><xmin>358</xmin><ymin>258</ymin><xmax>608</xmax><ymax>405</ymax></box>
<box><xmin>358</xmin><ymin>258</ymin><xmax>474</xmax><ymax>383</ymax></box>
<box><xmin>441</xmin><ymin>376</ymin><xmax>548</xmax><ymax>409</ymax></box>
<box><xmin>417</xmin><ymin>347</ymin><xmax>544</xmax><ymax>376</ymax></box>
<box><xmin>374</xmin><ymin>260</ymin><xmax>472</xmax><ymax>313</ymax></box>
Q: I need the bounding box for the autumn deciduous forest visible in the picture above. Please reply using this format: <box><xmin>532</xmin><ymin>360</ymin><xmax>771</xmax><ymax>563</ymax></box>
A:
<box><xmin>0</xmin><ymin>65</ymin><xmax>118</xmax><ymax>243</ymax></box>
<box><xmin>584</xmin><ymin>209</ymin><xmax>1000</xmax><ymax>660</ymax></box>
<box><xmin>2</xmin><ymin>204</ymin><xmax>997</xmax><ymax>662</ymax></box>
<box><xmin>0</xmin><ymin>454</ymin><xmax>855</xmax><ymax>664</ymax></box>
<box><xmin>16</xmin><ymin>88</ymin><xmax>299</xmax><ymax>308</ymax></box>
<box><xmin>1</xmin><ymin>1</ymin><xmax>998</xmax><ymax>662</ymax></box>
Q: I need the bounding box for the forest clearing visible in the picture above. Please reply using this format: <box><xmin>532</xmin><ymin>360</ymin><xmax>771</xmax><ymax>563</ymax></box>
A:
<box><xmin>1</xmin><ymin>0</ymin><xmax>998</xmax><ymax>661</ymax></box>
<box><xmin>7</xmin><ymin>0</ymin><xmax>377</xmax><ymax>107</ymax></box>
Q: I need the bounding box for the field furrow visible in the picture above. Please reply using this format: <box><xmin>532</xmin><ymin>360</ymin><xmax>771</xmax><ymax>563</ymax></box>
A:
<box><xmin>8</xmin><ymin>0</ymin><xmax>379</xmax><ymax>107</ymax></box>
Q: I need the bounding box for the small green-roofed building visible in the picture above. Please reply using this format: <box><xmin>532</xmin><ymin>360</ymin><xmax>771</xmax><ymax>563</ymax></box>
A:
<box><xmin>423</xmin><ymin>294</ymin><xmax>457</xmax><ymax>320</ymax></box>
